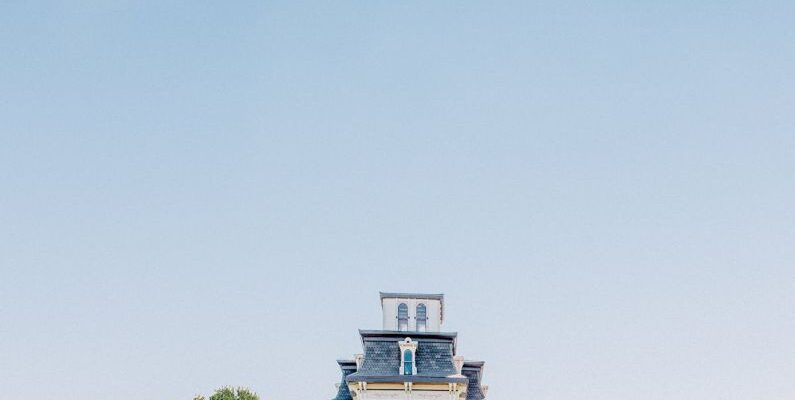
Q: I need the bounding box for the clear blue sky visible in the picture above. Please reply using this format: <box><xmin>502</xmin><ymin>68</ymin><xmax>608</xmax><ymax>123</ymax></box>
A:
<box><xmin>2</xmin><ymin>2</ymin><xmax>794</xmax><ymax>399</ymax></box>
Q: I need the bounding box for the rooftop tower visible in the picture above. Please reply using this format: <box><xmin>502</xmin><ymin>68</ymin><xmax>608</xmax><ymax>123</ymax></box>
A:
<box><xmin>380</xmin><ymin>292</ymin><xmax>444</xmax><ymax>332</ymax></box>
<box><xmin>330</xmin><ymin>292</ymin><xmax>488</xmax><ymax>400</ymax></box>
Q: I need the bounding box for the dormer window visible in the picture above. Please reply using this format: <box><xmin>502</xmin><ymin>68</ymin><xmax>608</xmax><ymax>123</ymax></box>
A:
<box><xmin>416</xmin><ymin>304</ymin><xmax>427</xmax><ymax>332</ymax></box>
<box><xmin>397</xmin><ymin>303</ymin><xmax>408</xmax><ymax>331</ymax></box>
<box><xmin>398</xmin><ymin>337</ymin><xmax>417</xmax><ymax>376</ymax></box>
<box><xmin>403</xmin><ymin>350</ymin><xmax>413</xmax><ymax>375</ymax></box>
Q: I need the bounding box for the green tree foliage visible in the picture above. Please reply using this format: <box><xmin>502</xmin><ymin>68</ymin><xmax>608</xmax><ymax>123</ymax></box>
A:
<box><xmin>194</xmin><ymin>386</ymin><xmax>259</xmax><ymax>400</ymax></box>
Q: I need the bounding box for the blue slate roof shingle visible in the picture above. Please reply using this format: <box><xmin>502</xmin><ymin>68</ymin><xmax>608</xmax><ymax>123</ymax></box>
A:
<box><xmin>346</xmin><ymin>330</ymin><xmax>466</xmax><ymax>384</ymax></box>
<box><xmin>332</xmin><ymin>360</ymin><xmax>357</xmax><ymax>400</ymax></box>
<box><xmin>462</xmin><ymin>361</ymin><xmax>486</xmax><ymax>400</ymax></box>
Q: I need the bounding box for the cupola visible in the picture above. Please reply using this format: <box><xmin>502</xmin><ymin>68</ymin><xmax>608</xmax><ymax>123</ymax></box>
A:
<box><xmin>379</xmin><ymin>292</ymin><xmax>444</xmax><ymax>332</ymax></box>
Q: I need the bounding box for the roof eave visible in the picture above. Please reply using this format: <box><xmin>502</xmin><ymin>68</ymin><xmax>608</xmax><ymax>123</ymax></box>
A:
<box><xmin>346</xmin><ymin>375</ymin><xmax>468</xmax><ymax>384</ymax></box>
<box><xmin>379</xmin><ymin>292</ymin><xmax>444</xmax><ymax>301</ymax></box>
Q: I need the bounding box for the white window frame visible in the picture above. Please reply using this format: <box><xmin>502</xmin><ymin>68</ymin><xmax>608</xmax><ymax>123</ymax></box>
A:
<box><xmin>398</xmin><ymin>337</ymin><xmax>417</xmax><ymax>376</ymax></box>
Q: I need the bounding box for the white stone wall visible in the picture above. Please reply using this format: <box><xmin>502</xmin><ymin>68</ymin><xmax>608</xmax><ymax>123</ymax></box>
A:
<box><xmin>381</xmin><ymin>297</ymin><xmax>442</xmax><ymax>332</ymax></box>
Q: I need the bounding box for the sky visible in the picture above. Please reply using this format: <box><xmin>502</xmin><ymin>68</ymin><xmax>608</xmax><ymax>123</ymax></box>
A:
<box><xmin>1</xmin><ymin>1</ymin><xmax>794</xmax><ymax>399</ymax></box>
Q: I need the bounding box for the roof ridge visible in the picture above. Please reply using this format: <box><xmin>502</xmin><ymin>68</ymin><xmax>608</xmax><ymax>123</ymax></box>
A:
<box><xmin>379</xmin><ymin>292</ymin><xmax>444</xmax><ymax>299</ymax></box>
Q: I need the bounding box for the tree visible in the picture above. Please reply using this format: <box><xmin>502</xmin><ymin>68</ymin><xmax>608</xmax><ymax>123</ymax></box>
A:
<box><xmin>194</xmin><ymin>386</ymin><xmax>259</xmax><ymax>400</ymax></box>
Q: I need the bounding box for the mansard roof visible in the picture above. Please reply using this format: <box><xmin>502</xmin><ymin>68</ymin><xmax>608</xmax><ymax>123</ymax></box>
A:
<box><xmin>346</xmin><ymin>330</ymin><xmax>466</xmax><ymax>384</ymax></box>
<box><xmin>332</xmin><ymin>360</ymin><xmax>357</xmax><ymax>400</ymax></box>
<box><xmin>462</xmin><ymin>361</ymin><xmax>486</xmax><ymax>400</ymax></box>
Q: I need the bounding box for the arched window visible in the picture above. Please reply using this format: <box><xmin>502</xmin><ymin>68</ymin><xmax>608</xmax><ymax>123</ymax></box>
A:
<box><xmin>403</xmin><ymin>349</ymin><xmax>413</xmax><ymax>375</ymax></box>
<box><xmin>399</xmin><ymin>337</ymin><xmax>417</xmax><ymax>376</ymax></box>
<box><xmin>416</xmin><ymin>304</ymin><xmax>427</xmax><ymax>332</ymax></box>
<box><xmin>397</xmin><ymin>303</ymin><xmax>408</xmax><ymax>331</ymax></box>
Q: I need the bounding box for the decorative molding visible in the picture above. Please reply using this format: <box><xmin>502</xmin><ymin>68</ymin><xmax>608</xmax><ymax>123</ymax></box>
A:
<box><xmin>355</xmin><ymin>353</ymin><xmax>364</xmax><ymax>370</ymax></box>
<box><xmin>452</xmin><ymin>356</ymin><xmax>465</xmax><ymax>375</ymax></box>
<box><xmin>398</xmin><ymin>337</ymin><xmax>418</xmax><ymax>376</ymax></box>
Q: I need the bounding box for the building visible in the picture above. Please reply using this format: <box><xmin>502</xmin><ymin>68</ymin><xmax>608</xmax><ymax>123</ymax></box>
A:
<box><xmin>332</xmin><ymin>292</ymin><xmax>489</xmax><ymax>400</ymax></box>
